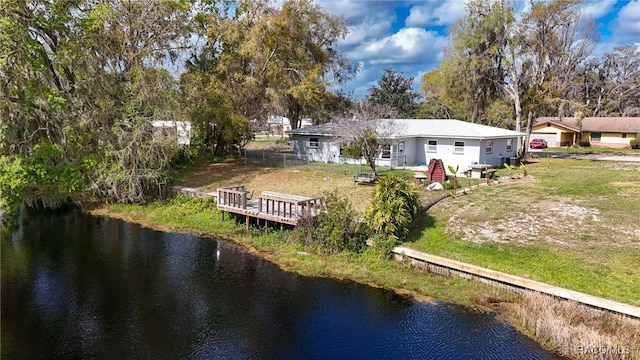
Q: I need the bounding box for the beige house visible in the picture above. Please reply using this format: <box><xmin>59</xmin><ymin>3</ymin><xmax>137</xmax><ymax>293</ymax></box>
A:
<box><xmin>532</xmin><ymin>117</ymin><xmax>640</xmax><ymax>148</ymax></box>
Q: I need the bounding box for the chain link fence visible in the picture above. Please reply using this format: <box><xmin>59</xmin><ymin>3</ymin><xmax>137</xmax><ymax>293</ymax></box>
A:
<box><xmin>242</xmin><ymin>149</ymin><xmax>371</xmax><ymax>176</ymax></box>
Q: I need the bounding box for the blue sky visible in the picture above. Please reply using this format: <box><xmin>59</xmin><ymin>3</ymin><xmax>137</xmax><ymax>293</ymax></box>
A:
<box><xmin>313</xmin><ymin>0</ymin><xmax>640</xmax><ymax>98</ymax></box>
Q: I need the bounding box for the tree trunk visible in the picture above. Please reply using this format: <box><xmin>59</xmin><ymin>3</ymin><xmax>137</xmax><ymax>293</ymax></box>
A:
<box><xmin>513</xmin><ymin>95</ymin><xmax>522</xmax><ymax>152</ymax></box>
<box><xmin>523</xmin><ymin>110</ymin><xmax>534</xmax><ymax>157</ymax></box>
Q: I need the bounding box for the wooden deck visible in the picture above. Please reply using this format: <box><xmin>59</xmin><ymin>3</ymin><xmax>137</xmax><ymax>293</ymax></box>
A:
<box><xmin>216</xmin><ymin>185</ymin><xmax>325</xmax><ymax>228</ymax></box>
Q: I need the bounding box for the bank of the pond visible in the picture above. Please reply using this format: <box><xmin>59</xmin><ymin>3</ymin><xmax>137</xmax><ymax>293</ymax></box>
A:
<box><xmin>90</xmin><ymin>200</ymin><xmax>513</xmax><ymax>309</ymax></box>
<box><xmin>90</xmin><ymin>197</ymin><xmax>640</xmax><ymax>360</ymax></box>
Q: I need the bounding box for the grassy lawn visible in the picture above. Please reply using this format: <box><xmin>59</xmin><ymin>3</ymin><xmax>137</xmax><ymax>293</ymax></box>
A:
<box><xmin>544</xmin><ymin>146</ymin><xmax>640</xmax><ymax>155</ymax></box>
<box><xmin>177</xmin><ymin>155</ymin><xmax>640</xmax><ymax>306</ymax></box>
<box><xmin>104</xmin><ymin>152</ymin><xmax>640</xmax><ymax>307</ymax></box>
<box><xmin>407</xmin><ymin>158</ymin><xmax>640</xmax><ymax>306</ymax></box>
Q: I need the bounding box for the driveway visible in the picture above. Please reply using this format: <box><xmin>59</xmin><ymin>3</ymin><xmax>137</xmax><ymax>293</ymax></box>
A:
<box><xmin>528</xmin><ymin>149</ymin><xmax>640</xmax><ymax>162</ymax></box>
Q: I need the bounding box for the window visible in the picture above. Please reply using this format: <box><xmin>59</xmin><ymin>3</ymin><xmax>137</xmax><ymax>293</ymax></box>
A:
<box><xmin>427</xmin><ymin>140</ymin><xmax>437</xmax><ymax>152</ymax></box>
<box><xmin>591</xmin><ymin>132</ymin><xmax>601</xmax><ymax>142</ymax></box>
<box><xmin>398</xmin><ymin>142</ymin><xmax>404</xmax><ymax>153</ymax></box>
<box><xmin>485</xmin><ymin>140</ymin><xmax>493</xmax><ymax>154</ymax></box>
<box><xmin>381</xmin><ymin>144</ymin><xmax>391</xmax><ymax>159</ymax></box>
<box><xmin>309</xmin><ymin>137</ymin><xmax>319</xmax><ymax>148</ymax></box>
<box><xmin>622</xmin><ymin>133</ymin><xmax>627</xmax><ymax>139</ymax></box>
<box><xmin>506</xmin><ymin>138</ymin><xmax>513</xmax><ymax>152</ymax></box>
<box><xmin>454</xmin><ymin>141</ymin><xmax>464</xmax><ymax>154</ymax></box>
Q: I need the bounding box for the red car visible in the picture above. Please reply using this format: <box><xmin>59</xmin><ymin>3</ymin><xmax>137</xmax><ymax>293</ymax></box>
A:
<box><xmin>529</xmin><ymin>138</ymin><xmax>548</xmax><ymax>149</ymax></box>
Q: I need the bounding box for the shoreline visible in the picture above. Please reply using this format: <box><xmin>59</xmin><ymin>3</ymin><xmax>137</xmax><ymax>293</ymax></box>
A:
<box><xmin>89</xmin><ymin>200</ymin><xmax>640</xmax><ymax>360</ymax></box>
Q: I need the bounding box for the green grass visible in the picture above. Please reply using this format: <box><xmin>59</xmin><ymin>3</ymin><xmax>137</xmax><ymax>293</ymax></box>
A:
<box><xmin>545</xmin><ymin>146</ymin><xmax>640</xmax><ymax>154</ymax></box>
<box><xmin>406</xmin><ymin>158</ymin><xmax>640</xmax><ymax>306</ymax></box>
<box><xmin>409</xmin><ymin>225</ymin><xmax>640</xmax><ymax>304</ymax></box>
<box><xmin>100</xmin><ymin>156</ymin><xmax>640</xmax><ymax>307</ymax></box>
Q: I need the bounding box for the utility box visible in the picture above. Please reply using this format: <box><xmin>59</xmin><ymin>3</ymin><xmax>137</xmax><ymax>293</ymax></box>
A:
<box><xmin>508</xmin><ymin>157</ymin><xmax>520</xmax><ymax>167</ymax></box>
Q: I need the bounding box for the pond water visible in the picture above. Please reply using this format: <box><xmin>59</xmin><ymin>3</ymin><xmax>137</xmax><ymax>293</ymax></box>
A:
<box><xmin>1</xmin><ymin>210</ymin><xmax>562</xmax><ymax>359</ymax></box>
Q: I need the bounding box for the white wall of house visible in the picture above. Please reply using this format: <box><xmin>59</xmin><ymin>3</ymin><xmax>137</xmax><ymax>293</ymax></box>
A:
<box><xmin>415</xmin><ymin>138</ymin><xmax>481</xmax><ymax>173</ymax></box>
<box><xmin>478</xmin><ymin>138</ymin><xmax>518</xmax><ymax>166</ymax></box>
<box><xmin>291</xmin><ymin>135</ymin><xmax>521</xmax><ymax>170</ymax></box>
<box><xmin>292</xmin><ymin>135</ymin><xmax>339</xmax><ymax>163</ymax></box>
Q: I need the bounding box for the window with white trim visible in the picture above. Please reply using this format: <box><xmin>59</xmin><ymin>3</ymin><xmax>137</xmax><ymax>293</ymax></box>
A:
<box><xmin>485</xmin><ymin>140</ymin><xmax>493</xmax><ymax>154</ymax></box>
<box><xmin>427</xmin><ymin>140</ymin><xmax>437</xmax><ymax>152</ymax></box>
<box><xmin>381</xmin><ymin>144</ymin><xmax>391</xmax><ymax>159</ymax></box>
<box><xmin>309</xmin><ymin>137</ymin><xmax>319</xmax><ymax>148</ymax></box>
<box><xmin>454</xmin><ymin>141</ymin><xmax>464</xmax><ymax>154</ymax></box>
<box><xmin>506</xmin><ymin>138</ymin><xmax>513</xmax><ymax>152</ymax></box>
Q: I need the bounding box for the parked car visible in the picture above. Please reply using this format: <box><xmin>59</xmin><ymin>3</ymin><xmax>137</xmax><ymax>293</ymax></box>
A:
<box><xmin>529</xmin><ymin>138</ymin><xmax>548</xmax><ymax>149</ymax></box>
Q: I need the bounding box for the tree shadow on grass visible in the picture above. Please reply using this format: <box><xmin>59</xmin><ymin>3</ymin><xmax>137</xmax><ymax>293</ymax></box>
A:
<box><xmin>405</xmin><ymin>210</ymin><xmax>437</xmax><ymax>243</ymax></box>
<box><xmin>179</xmin><ymin>159</ymin><xmax>269</xmax><ymax>189</ymax></box>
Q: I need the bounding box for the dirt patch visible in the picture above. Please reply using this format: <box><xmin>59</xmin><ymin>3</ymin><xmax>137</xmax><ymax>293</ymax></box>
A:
<box><xmin>604</xmin><ymin>162</ymin><xmax>640</xmax><ymax>171</ymax></box>
<box><xmin>446</xmin><ymin>199</ymin><xmax>640</xmax><ymax>247</ymax></box>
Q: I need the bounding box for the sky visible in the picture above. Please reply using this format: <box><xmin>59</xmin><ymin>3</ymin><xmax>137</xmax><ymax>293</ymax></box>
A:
<box><xmin>312</xmin><ymin>0</ymin><xmax>640</xmax><ymax>98</ymax></box>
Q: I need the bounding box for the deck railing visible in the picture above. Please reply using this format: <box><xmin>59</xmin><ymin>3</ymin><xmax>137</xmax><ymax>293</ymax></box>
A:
<box><xmin>217</xmin><ymin>185</ymin><xmax>249</xmax><ymax>209</ymax></box>
<box><xmin>258</xmin><ymin>191</ymin><xmax>324</xmax><ymax>219</ymax></box>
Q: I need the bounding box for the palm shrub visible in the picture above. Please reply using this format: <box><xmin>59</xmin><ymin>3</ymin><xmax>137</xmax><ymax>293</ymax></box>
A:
<box><xmin>447</xmin><ymin>165</ymin><xmax>459</xmax><ymax>196</ymax></box>
<box><xmin>366</xmin><ymin>176</ymin><xmax>419</xmax><ymax>255</ymax></box>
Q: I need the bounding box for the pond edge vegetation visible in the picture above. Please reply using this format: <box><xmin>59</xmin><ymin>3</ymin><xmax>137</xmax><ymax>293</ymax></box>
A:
<box><xmin>92</xmin><ymin>170</ymin><xmax>639</xmax><ymax>360</ymax></box>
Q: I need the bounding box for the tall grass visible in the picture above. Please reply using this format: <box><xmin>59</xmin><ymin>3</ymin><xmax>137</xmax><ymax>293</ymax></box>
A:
<box><xmin>513</xmin><ymin>292</ymin><xmax>640</xmax><ymax>360</ymax></box>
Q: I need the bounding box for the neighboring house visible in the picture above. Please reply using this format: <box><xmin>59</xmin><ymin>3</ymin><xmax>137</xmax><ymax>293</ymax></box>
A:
<box><xmin>267</xmin><ymin>116</ymin><xmax>313</xmax><ymax>136</ymax></box>
<box><xmin>533</xmin><ymin>117</ymin><xmax>640</xmax><ymax>148</ymax></box>
<box><xmin>152</xmin><ymin>120</ymin><xmax>191</xmax><ymax>146</ymax></box>
<box><xmin>286</xmin><ymin>119</ymin><xmax>525</xmax><ymax>173</ymax></box>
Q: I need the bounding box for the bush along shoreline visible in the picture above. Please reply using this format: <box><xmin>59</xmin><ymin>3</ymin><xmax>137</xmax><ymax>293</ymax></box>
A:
<box><xmin>91</xmin><ymin>175</ymin><xmax>639</xmax><ymax>360</ymax></box>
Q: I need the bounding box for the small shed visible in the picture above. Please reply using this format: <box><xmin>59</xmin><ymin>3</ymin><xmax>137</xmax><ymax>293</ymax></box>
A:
<box><xmin>427</xmin><ymin>159</ymin><xmax>446</xmax><ymax>183</ymax></box>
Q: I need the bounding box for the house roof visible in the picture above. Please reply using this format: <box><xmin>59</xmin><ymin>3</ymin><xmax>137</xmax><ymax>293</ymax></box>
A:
<box><xmin>287</xmin><ymin>122</ymin><xmax>336</xmax><ymax>136</ymax></box>
<box><xmin>287</xmin><ymin>119</ymin><xmax>525</xmax><ymax>139</ymax></box>
<box><xmin>535</xmin><ymin>117</ymin><xmax>640</xmax><ymax>133</ymax></box>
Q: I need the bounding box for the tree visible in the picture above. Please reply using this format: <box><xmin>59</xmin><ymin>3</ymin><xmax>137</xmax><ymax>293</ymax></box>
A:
<box><xmin>367</xmin><ymin>69</ymin><xmax>421</xmax><ymax>118</ymax></box>
<box><xmin>573</xmin><ymin>46</ymin><xmax>640</xmax><ymax>117</ymax></box>
<box><xmin>1</xmin><ymin>0</ymin><xmax>194</xmax><ymax>211</ymax></box>
<box><xmin>334</xmin><ymin>102</ymin><xmax>399</xmax><ymax>175</ymax></box>
<box><xmin>447</xmin><ymin>0</ymin><xmax>512</xmax><ymax>124</ymax></box>
<box><xmin>366</xmin><ymin>176</ymin><xmax>419</xmax><ymax>254</ymax></box>
<box><xmin>433</xmin><ymin>0</ymin><xmax>595</xmax><ymax>154</ymax></box>
<box><xmin>181</xmin><ymin>0</ymin><xmax>356</xmax><ymax>155</ymax></box>
<box><xmin>418</xmin><ymin>59</ymin><xmax>473</xmax><ymax>120</ymax></box>
<box><xmin>517</xmin><ymin>0</ymin><xmax>595</xmax><ymax>150</ymax></box>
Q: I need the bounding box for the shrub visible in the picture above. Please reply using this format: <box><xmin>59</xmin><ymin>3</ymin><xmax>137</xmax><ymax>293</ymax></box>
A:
<box><xmin>630</xmin><ymin>138</ymin><xmax>640</xmax><ymax>149</ymax></box>
<box><xmin>366</xmin><ymin>176</ymin><xmax>419</xmax><ymax>256</ymax></box>
<box><xmin>292</xmin><ymin>191</ymin><xmax>370</xmax><ymax>254</ymax></box>
<box><xmin>578</xmin><ymin>141</ymin><xmax>591</xmax><ymax>147</ymax></box>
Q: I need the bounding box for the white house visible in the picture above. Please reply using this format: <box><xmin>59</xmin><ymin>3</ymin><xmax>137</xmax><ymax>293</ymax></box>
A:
<box><xmin>286</xmin><ymin>119</ymin><xmax>526</xmax><ymax>172</ymax></box>
<box><xmin>267</xmin><ymin>116</ymin><xmax>313</xmax><ymax>136</ymax></box>
<box><xmin>152</xmin><ymin>120</ymin><xmax>192</xmax><ymax>146</ymax></box>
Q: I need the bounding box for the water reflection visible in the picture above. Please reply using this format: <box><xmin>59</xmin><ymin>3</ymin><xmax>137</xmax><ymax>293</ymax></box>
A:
<box><xmin>1</xmin><ymin>210</ymin><xmax>560</xmax><ymax>359</ymax></box>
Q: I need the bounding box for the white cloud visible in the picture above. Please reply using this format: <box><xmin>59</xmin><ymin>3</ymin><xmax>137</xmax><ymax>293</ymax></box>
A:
<box><xmin>614</xmin><ymin>0</ymin><xmax>640</xmax><ymax>37</ymax></box>
<box><xmin>339</xmin><ymin>19</ymin><xmax>392</xmax><ymax>48</ymax></box>
<box><xmin>315</xmin><ymin>0</ymin><xmax>398</xmax><ymax>21</ymax></box>
<box><xmin>405</xmin><ymin>1</ymin><xmax>467</xmax><ymax>27</ymax></box>
<box><xmin>580</xmin><ymin>0</ymin><xmax>616</xmax><ymax>19</ymax></box>
<box><xmin>349</xmin><ymin>27</ymin><xmax>447</xmax><ymax>65</ymax></box>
